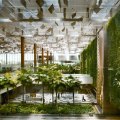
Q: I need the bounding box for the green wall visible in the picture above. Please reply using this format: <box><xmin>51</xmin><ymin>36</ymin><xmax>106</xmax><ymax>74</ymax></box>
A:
<box><xmin>80</xmin><ymin>38</ymin><xmax>97</xmax><ymax>87</ymax></box>
<box><xmin>107</xmin><ymin>10</ymin><xmax>120</xmax><ymax>109</ymax></box>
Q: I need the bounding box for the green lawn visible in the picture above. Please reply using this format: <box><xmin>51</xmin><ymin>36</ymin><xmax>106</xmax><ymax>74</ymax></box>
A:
<box><xmin>0</xmin><ymin>103</ymin><xmax>94</xmax><ymax>114</ymax></box>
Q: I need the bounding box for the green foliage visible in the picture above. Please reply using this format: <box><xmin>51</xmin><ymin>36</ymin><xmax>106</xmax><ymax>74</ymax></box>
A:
<box><xmin>106</xmin><ymin>10</ymin><xmax>120</xmax><ymax>109</ymax></box>
<box><xmin>47</xmin><ymin>63</ymin><xmax>81</xmax><ymax>74</ymax></box>
<box><xmin>17</xmin><ymin>69</ymin><xmax>33</xmax><ymax>86</ymax></box>
<box><xmin>58</xmin><ymin>63</ymin><xmax>80</xmax><ymax>74</ymax></box>
<box><xmin>65</xmin><ymin>75</ymin><xmax>81</xmax><ymax>92</ymax></box>
<box><xmin>0</xmin><ymin>77</ymin><xmax>5</xmax><ymax>89</ymax></box>
<box><xmin>0</xmin><ymin>103</ymin><xmax>94</xmax><ymax>114</ymax></box>
<box><xmin>80</xmin><ymin>38</ymin><xmax>97</xmax><ymax>87</ymax></box>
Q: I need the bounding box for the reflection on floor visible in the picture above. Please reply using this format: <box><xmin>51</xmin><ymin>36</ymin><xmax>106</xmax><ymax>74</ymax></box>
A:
<box><xmin>11</xmin><ymin>93</ymin><xmax>97</xmax><ymax>104</ymax></box>
<box><xmin>0</xmin><ymin>114</ymin><xmax>120</xmax><ymax>120</ymax></box>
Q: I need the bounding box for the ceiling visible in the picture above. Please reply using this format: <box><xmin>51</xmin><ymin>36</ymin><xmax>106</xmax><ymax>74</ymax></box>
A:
<box><xmin>0</xmin><ymin>0</ymin><xmax>119</xmax><ymax>55</ymax></box>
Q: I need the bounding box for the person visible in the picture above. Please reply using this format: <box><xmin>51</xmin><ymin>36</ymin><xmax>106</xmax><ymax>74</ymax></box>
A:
<box><xmin>82</xmin><ymin>95</ymin><xmax>86</xmax><ymax>102</ymax></box>
<box><xmin>43</xmin><ymin>98</ymin><xmax>45</xmax><ymax>103</ymax></box>
<box><xmin>58</xmin><ymin>93</ymin><xmax>60</xmax><ymax>99</ymax></box>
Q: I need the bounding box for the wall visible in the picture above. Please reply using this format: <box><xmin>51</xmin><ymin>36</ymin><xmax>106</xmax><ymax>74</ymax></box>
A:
<box><xmin>80</xmin><ymin>38</ymin><xmax>97</xmax><ymax>87</ymax></box>
<box><xmin>106</xmin><ymin>10</ymin><xmax>120</xmax><ymax>110</ymax></box>
<box><xmin>98</xmin><ymin>10</ymin><xmax>120</xmax><ymax>114</ymax></box>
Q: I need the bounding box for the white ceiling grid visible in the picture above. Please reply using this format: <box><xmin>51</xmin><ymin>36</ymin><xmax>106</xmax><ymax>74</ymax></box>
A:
<box><xmin>0</xmin><ymin>0</ymin><xmax>119</xmax><ymax>54</ymax></box>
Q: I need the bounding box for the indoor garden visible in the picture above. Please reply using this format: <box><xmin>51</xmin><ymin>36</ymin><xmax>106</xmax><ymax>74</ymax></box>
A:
<box><xmin>0</xmin><ymin>0</ymin><xmax>120</xmax><ymax>119</ymax></box>
<box><xmin>0</xmin><ymin>64</ymin><xmax>95</xmax><ymax>114</ymax></box>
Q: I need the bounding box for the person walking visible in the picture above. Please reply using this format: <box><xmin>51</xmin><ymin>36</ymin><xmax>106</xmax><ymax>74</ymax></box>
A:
<box><xmin>82</xmin><ymin>95</ymin><xmax>86</xmax><ymax>102</ymax></box>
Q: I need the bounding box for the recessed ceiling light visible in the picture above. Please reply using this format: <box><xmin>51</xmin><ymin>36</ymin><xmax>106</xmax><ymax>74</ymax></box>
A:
<box><xmin>23</xmin><ymin>35</ymin><xmax>33</xmax><ymax>37</ymax></box>
<box><xmin>54</xmin><ymin>34</ymin><xmax>65</xmax><ymax>37</ymax></box>
<box><xmin>0</xmin><ymin>18</ymin><xmax>12</xmax><ymax>22</ymax></box>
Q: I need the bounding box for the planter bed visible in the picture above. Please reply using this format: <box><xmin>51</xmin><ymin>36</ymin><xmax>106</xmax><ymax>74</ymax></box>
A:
<box><xmin>0</xmin><ymin>103</ymin><xmax>95</xmax><ymax>114</ymax></box>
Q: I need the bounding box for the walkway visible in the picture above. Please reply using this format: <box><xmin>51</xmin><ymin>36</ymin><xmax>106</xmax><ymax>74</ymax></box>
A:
<box><xmin>0</xmin><ymin>114</ymin><xmax>120</xmax><ymax>120</ymax></box>
<box><xmin>11</xmin><ymin>93</ymin><xmax>97</xmax><ymax>104</ymax></box>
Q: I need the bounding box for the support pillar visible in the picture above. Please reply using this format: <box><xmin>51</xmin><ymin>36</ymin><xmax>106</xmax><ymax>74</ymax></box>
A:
<box><xmin>5</xmin><ymin>53</ymin><xmax>7</xmax><ymax>65</ymax></box>
<box><xmin>52</xmin><ymin>53</ymin><xmax>54</xmax><ymax>64</ymax></box>
<box><xmin>34</xmin><ymin>43</ymin><xmax>37</xmax><ymax>68</ymax></box>
<box><xmin>47</xmin><ymin>50</ymin><xmax>49</xmax><ymax>65</ymax></box>
<box><xmin>96</xmin><ymin>29</ymin><xmax>104</xmax><ymax>107</ymax></box>
<box><xmin>102</xmin><ymin>28</ymin><xmax>119</xmax><ymax>114</ymax></box>
<box><xmin>42</xmin><ymin>48</ymin><xmax>44</xmax><ymax>65</ymax></box>
<box><xmin>102</xmin><ymin>26</ymin><xmax>111</xmax><ymax>114</ymax></box>
<box><xmin>21</xmin><ymin>37</ymin><xmax>24</xmax><ymax>68</ymax></box>
<box><xmin>50</xmin><ymin>52</ymin><xmax>52</xmax><ymax>64</ymax></box>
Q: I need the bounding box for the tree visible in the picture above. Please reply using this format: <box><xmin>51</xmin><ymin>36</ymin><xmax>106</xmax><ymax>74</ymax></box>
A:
<box><xmin>17</xmin><ymin>69</ymin><xmax>33</xmax><ymax>102</ymax></box>
<box><xmin>53</xmin><ymin>71</ymin><xmax>62</xmax><ymax>105</ymax></box>
<box><xmin>47</xmin><ymin>65</ymin><xmax>62</xmax><ymax>104</ymax></box>
<box><xmin>35</xmin><ymin>66</ymin><xmax>49</xmax><ymax>105</ymax></box>
<box><xmin>0</xmin><ymin>77</ymin><xmax>5</xmax><ymax>90</ymax></box>
<box><xmin>65</xmin><ymin>75</ymin><xmax>81</xmax><ymax>104</ymax></box>
<box><xmin>2</xmin><ymin>72</ymin><xmax>18</xmax><ymax>103</ymax></box>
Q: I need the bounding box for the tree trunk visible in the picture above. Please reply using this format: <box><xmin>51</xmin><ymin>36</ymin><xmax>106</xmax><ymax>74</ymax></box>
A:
<box><xmin>7</xmin><ymin>87</ymin><xmax>9</xmax><ymax>103</ymax></box>
<box><xmin>73</xmin><ymin>90</ymin><xmax>74</xmax><ymax>104</ymax></box>
<box><xmin>52</xmin><ymin>88</ymin><xmax>54</xmax><ymax>104</ymax></box>
<box><xmin>55</xmin><ymin>89</ymin><xmax>58</xmax><ymax>105</ymax></box>
<box><xmin>42</xmin><ymin>82</ymin><xmax>45</xmax><ymax>106</ymax></box>
<box><xmin>22</xmin><ymin>86</ymin><xmax>26</xmax><ymax>102</ymax></box>
<box><xmin>51</xmin><ymin>80</ymin><xmax>54</xmax><ymax>104</ymax></box>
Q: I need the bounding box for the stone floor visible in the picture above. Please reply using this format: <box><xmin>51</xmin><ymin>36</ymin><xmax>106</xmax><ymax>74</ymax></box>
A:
<box><xmin>11</xmin><ymin>93</ymin><xmax>97</xmax><ymax>104</ymax></box>
<box><xmin>0</xmin><ymin>114</ymin><xmax>120</xmax><ymax>120</ymax></box>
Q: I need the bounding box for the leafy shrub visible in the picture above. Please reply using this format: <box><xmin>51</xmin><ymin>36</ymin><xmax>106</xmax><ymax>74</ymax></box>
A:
<box><xmin>0</xmin><ymin>103</ymin><xmax>94</xmax><ymax>114</ymax></box>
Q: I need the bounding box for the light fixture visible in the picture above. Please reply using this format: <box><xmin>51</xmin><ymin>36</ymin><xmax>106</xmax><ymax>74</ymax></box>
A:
<box><xmin>22</xmin><ymin>35</ymin><xmax>33</xmax><ymax>37</ymax></box>
<box><xmin>72</xmin><ymin>12</ymin><xmax>76</xmax><ymax>18</ymax></box>
<box><xmin>54</xmin><ymin>34</ymin><xmax>65</xmax><ymax>37</ymax></box>
<box><xmin>0</xmin><ymin>18</ymin><xmax>12</xmax><ymax>22</ymax></box>
<box><xmin>48</xmin><ymin>4</ymin><xmax>54</xmax><ymax>14</ymax></box>
<box><xmin>70</xmin><ymin>34</ymin><xmax>79</xmax><ymax>37</ymax></box>
<box><xmin>71</xmin><ymin>21</ymin><xmax>76</xmax><ymax>26</ymax></box>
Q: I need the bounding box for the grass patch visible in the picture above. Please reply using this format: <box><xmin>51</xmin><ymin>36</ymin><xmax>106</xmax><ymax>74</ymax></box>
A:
<box><xmin>0</xmin><ymin>103</ymin><xmax>94</xmax><ymax>114</ymax></box>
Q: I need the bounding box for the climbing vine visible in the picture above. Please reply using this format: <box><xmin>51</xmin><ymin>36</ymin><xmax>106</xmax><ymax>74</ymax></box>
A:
<box><xmin>107</xmin><ymin>10</ymin><xmax>120</xmax><ymax>109</ymax></box>
<box><xmin>80</xmin><ymin>38</ymin><xmax>97</xmax><ymax>87</ymax></box>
